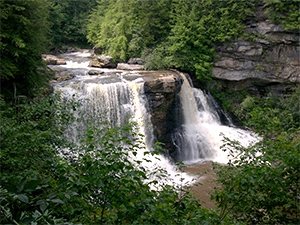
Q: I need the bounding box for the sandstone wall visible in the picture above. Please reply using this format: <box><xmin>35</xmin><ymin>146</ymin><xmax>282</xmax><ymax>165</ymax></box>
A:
<box><xmin>211</xmin><ymin>8</ymin><xmax>300</xmax><ymax>96</ymax></box>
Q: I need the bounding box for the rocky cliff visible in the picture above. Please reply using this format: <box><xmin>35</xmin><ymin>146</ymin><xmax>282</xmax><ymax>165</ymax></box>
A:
<box><xmin>210</xmin><ymin>7</ymin><xmax>299</xmax><ymax>96</ymax></box>
<box><xmin>143</xmin><ymin>71</ymin><xmax>183</xmax><ymax>156</ymax></box>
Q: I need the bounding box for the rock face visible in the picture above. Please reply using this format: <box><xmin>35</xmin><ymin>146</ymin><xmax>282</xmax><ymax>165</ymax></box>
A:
<box><xmin>211</xmin><ymin>9</ymin><xmax>300</xmax><ymax>96</ymax></box>
<box><xmin>142</xmin><ymin>71</ymin><xmax>183</xmax><ymax>155</ymax></box>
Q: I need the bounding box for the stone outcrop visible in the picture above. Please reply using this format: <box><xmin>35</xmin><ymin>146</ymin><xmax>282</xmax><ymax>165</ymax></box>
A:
<box><xmin>87</xmin><ymin>69</ymin><xmax>104</xmax><ymax>75</ymax></box>
<box><xmin>117</xmin><ymin>63</ymin><xmax>144</xmax><ymax>70</ymax></box>
<box><xmin>142</xmin><ymin>71</ymin><xmax>183</xmax><ymax>155</ymax></box>
<box><xmin>89</xmin><ymin>54</ymin><xmax>117</xmax><ymax>68</ymax></box>
<box><xmin>42</xmin><ymin>54</ymin><xmax>66</xmax><ymax>65</ymax></box>
<box><xmin>211</xmin><ymin>9</ymin><xmax>300</xmax><ymax>96</ymax></box>
<box><xmin>48</xmin><ymin>67</ymin><xmax>75</xmax><ymax>83</ymax></box>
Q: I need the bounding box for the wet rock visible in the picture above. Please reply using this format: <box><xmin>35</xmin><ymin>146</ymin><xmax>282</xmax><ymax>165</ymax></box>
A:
<box><xmin>88</xmin><ymin>70</ymin><xmax>104</xmax><ymax>75</ymax></box>
<box><xmin>42</xmin><ymin>54</ymin><xmax>66</xmax><ymax>65</ymax></box>
<box><xmin>89</xmin><ymin>54</ymin><xmax>117</xmax><ymax>68</ymax></box>
<box><xmin>50</xmin><ymin>71</ymin><xmax>75</xmax><ymax>83</ymax></box>
<box><xmin>117</xmin><ymin>63</ymin><xmax>144</xmax><ymax>70</ymax></box>
<box><xmin>142</xmin><ymin>71</ymin><xmax>183</xmax><ymax>156</ymax></box>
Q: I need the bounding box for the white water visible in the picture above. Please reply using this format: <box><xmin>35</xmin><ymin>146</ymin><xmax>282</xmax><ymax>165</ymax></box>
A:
<box><xmin>52</xmin><ymin>51</ymin><xmax>194</xmax><ymax>187</ymax></box>
<box><xmin>175</xmin><ymin>73</ymin><xmax>259</xmax><ymax>165</ymax></box>
<box><xmin>51</xmin><ymin>51</ymin><xmax>259</xmax><ymax>187</ymax></box>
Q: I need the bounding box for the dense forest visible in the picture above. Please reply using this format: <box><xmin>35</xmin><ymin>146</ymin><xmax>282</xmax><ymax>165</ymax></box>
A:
<box><xmin>1</xmin><ymin>0</ymin><xmax>299</xmax><ymax>224</ymax></box>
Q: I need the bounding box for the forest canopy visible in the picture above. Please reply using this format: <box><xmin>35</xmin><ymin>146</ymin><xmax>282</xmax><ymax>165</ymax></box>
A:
<box><xmin>87</xmin><ymin>0</ymin><xmax>300</xmax><ymax>81</ymax></box>
<box><xmin>1</xmin><ymin>0</ymin><xmax>299</xmax><ymax>100</ymax></box>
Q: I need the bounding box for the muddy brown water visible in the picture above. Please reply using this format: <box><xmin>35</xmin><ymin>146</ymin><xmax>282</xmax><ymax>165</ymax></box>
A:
<box><xmin>182</xmin><ymin>161</ymin><xmax>219</xmax><ymax>209</ymax></box>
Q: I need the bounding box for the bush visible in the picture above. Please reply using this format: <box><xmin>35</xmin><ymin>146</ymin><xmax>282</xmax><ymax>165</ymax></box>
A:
<box><xmin>212</xmin><ymin>90</ymin><xmax>300</xmax><ymax>224</ymax></box>
<box><xmin>0</xmin><ymin>94</ymin><xmax>224</xmax><ymax>224</ymax></box>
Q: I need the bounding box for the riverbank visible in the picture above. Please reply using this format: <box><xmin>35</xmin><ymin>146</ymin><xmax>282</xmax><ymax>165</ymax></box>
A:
<box><xmin>183</xmin><ymin>161</ymin><xmax>218</xmax><ymax>209</ymax></box>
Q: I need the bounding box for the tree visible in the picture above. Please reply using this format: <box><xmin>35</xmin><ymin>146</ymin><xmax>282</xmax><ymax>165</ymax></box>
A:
<box><xmin>0</xmin><ymin>0</ymin><xmax>51</xmax><ymax>101</ymax></box>
<box><xmin>49</xmin><ymin>0</ymin><xmax>97</xmax><ymax>48</ymax></box>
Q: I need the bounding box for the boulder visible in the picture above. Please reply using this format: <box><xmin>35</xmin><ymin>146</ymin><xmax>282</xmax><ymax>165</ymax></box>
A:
<box><xmin>50</xmin><ymin>71</ymin><xmax>75</xmax><ymax>83</ymax></box>
<box><xmin>42</xmin><ymin>54</ymin><xmax>66</xmax><ymax>65</ymax></box>
<box><xmin>117</xmin><ymin>63</ymin><xmax>144</xmax><ymax>70</ymax></box>
<box><xmin>89</xmin><ymin>61</ymin><xmax>104</xmax><ymax>68</ymax></box>
<box><xmin>88</xmin><ymin>70</ymin><xmax>104</xmax><ymax>75</ymax></box>
<box><xmin>89</xmin><ymin>54</ymin><xmax>117</xmax><ymax>68</ymax></box>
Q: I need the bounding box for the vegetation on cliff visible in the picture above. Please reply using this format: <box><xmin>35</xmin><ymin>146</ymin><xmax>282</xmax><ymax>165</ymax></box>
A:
<box><xmin>87</xmin><ymin>0</ymin><xmax>299</xmax><ymax>82</ymax></box>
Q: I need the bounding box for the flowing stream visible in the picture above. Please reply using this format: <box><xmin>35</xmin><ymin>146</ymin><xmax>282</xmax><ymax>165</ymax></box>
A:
<box><xmin>50</xmin><ymin>49</ymin><xmax>258</xmax><ymax>186</ymax></box>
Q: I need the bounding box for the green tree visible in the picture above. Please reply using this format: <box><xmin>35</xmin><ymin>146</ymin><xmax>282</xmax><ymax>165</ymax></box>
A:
<box><xmin>49</xmin><ymin>0</ymin><xmax>97</xmax><ymax>48</ymax></box>
<box><xmin>0</xmin><ymin>0</ymin><xmax>51</xmax><ymax>101</ymax></box>
<box><xmin>87</xmin><ymin>0</ymin><xmax>172</xmax><ymax>60</ymax></box>
<box><xmin>87</xmin><ymin>0</ymin><xmax>133</xmax><ymax>60</ymax></box>
<box><xmin>165</xmin><ymin>0</ymin><xmax>214</xmax><ymax>81</ymax></box>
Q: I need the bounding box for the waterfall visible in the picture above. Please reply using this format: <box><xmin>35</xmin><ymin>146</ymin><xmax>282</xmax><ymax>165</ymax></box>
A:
<box><xmin>52</xmin><ymin>51</ymin><xmax>194</xmax><ymax>186</ymax></box>
<box><xmin>173</xmin><ymin>73</ymin><xmax>258</xmax><ymax>165</ymax></box>
<box><xmin>51</xmin><ymin>50</ymin><xmax>258</xmax><ymax>186</ymax></box>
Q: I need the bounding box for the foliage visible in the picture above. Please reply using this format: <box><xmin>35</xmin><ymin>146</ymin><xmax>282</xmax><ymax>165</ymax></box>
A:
<box><xmin>212</xmin><ymin>87</ymin><xmax>300</xmax><ymax>224</ymax></box>
<box><xmin>0</xmin><ymin>93</ymin><xmax>77</xmax><ymax>188</ymax></box>
<box><xmin>48</xmin><ymin>0</ymin><xmax>97</xmax><ymax>48</ymax></box>
<box><xmin>87</xmin><ymin>0</ymin><xmax>259</xmax><ymax>82</ymax></box>
<box><xmin>165</xmin><ymin>0</ymin><xmax>215</xmax><ymax>81</ymax></box>
<box><xmin>0</xmin><ymin>95</ymin><xmax>225</xmax><ymax>224</ymax></box>
<box><xmin>87</xmin><ymin>0</ymin><xmax>172</xmax><ymax>61</ymax></box>
<box><xmin>265</xmin><ymin>0</ymin><xmax>300</xmax><ymax>30</ymax></box>
<box><xmin>86</xmin><ymin>0</ymin><xmax>298</xmax><ymax>83</ymax></box>
<box><xmin>0</xmin><ymin>0</ymin><xmax>51</xmax><ymax>101</ymax></box>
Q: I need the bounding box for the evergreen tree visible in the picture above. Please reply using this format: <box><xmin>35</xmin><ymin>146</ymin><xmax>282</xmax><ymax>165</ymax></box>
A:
<box><xmin>0</xmin><ymin>0</ymin><xmax>50</xmax><ymax>101</ymax></box>
<box><xmin>165</xmin><ymin>0</ymin><xmax>214</xmax><ymax>80</ymax></box>
<box><xmin>49</xmin><ymin>0</ymin><xmax>97</xmax><ymax>48</ymax></box>
<box><xmin>87</xmin><ymin>0</ymin><xmax>133</xmax><ymax>60</ymax></box>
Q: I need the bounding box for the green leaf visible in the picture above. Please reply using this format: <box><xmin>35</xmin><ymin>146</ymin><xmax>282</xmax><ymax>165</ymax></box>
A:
<box><xmin>17</xmin><ymin>194</ymin><xmax>29</xmax><ymax>203</ymax></box>
<box><xmin>50</xmin><ymin>198</ymin><xmax>64</xmax><ymax>204</ymax></box>
<box><xmin>37</xmin><ymin>199</ymin><xmax>48</xmax><ymax>212</ymax></box>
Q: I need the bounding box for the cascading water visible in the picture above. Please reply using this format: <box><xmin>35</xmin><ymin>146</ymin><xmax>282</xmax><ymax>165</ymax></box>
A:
<box><xmin>173</xmin><ymin>73</ymin><xmax>258</xmax><ymax>165</ymax></box>
<box><xmin>51</xmin><ymin>50</ymin><xmax>194</xmax><ymax>186</ymax></box>
<box><xmin>51</xmin><ymin>50</ymin><xmax>259</xmax><ymax>187</ymax></box>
